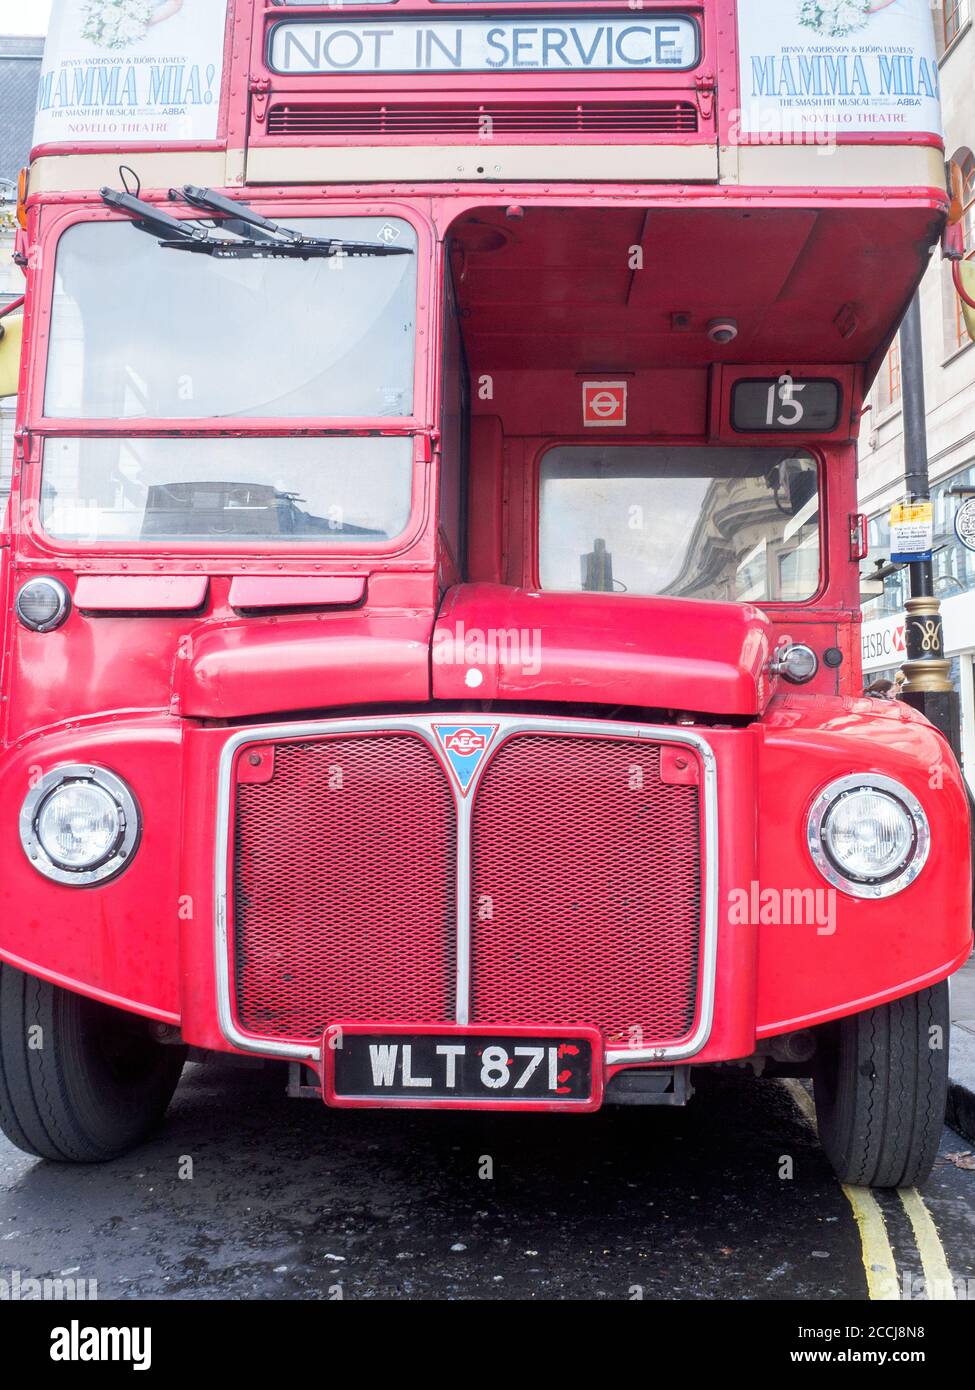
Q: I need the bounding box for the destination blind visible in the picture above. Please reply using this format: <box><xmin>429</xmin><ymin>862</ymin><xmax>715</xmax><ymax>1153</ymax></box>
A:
<box><xmin>268</xmin><ymin>15</ymin><xmax>701</xmax><ymax>75</ymax></box>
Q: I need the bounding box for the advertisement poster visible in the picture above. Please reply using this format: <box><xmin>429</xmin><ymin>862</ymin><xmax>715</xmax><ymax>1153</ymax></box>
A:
<box><xmin>34</xmin><ymin>0</ymin><xmax>229</xmax><ymax>147</ymax></box>
<box><xmin>736</xmin><ymin>0</ymin><xmax>941</xmax><ymax>138</ymax></box>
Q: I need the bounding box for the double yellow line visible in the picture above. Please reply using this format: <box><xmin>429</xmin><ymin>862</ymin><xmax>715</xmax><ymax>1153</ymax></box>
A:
<box><xmin>782</xmin><ymin>1079</ymin><xmax>955</xmax><ymax>1301</ymax></box>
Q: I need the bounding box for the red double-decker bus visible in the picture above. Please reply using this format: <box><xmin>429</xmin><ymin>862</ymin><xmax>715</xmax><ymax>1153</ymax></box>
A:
<box><xmin>0</xmin><ymin>0</ymin><xmax>970</xmax><ymax>1186</ymax></box>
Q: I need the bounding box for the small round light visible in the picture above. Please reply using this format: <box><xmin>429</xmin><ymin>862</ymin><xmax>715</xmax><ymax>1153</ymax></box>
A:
<box><xmin>773</xmin><ymin>643</ymin><xmax>819</xmax><ymax>684</ymax></box>
<box><xmin>16</xmin><ymin>577</ymin><xmax>70</xmax><ymax>632</ymax></box>
<box><xmin>822</xmin><ymin>790</ymin><xmax>914</xmax><ymax>882</ymax></box>
<box><xmin>20</xmin><ymin>766</ymin><xmax>141</xmax><ymax>886</ymax></box>
<box><xmin>37</xmin><ymin>781</ymin><xmax>122</xmax><ymax>869</ymax></box>
<box><xmin>807</xmin><ymin>774</ymin><xmax>929</xmax><ymax>899</ymax></box>
<box><xmin>707</xmin><ymin>318</ymin><xmax>739</xmax><ymax>344</ymax></box>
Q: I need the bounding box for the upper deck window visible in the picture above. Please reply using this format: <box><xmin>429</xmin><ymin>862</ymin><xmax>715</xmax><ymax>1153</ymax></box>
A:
<box><xmin>44</xmin><ymin>216</ymin><xmax>418</xmax><ymax>421</ymax></box>
<box><xmin>539</xmin><ymin>445</ymin><xmax>821</xmax><ymax>604</ymax></box>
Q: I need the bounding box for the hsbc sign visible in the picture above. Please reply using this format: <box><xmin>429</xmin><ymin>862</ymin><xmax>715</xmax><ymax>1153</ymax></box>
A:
<box><xmin>582</xmin><ymin>381</ymin><xmax>627</xmax><ymax>427</ymax></box>
<box><xmin>861</xmin><ymin>614</ymin><xmax>906</xmax><ymax>672</ymax></box>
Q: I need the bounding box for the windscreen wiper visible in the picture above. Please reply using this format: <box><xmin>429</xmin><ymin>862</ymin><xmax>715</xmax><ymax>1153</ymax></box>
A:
<box><xmin>156</xmin><ymin>236</ymin><xmax>408</xmax><ymax>260</ymax></box>
<box><xmin>169</xmin><ymin>185</ymin><xmax>413</xmax><ymax>258</ymax></box>
<box><xmin>100</xmin><ymin>186</ymin><xmax>213</xmax><ymax>246</ymax></box>
<box><xmin>99</xmin><ymin>182</ymin><xmax>413</xmax><ymax>259</ymax></box>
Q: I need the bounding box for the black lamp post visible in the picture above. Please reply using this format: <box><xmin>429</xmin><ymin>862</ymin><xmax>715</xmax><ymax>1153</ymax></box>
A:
<box><xmin>897</xmin><ymin>292</ymin><xmax>962</xmax><ymax>760</ymax></box>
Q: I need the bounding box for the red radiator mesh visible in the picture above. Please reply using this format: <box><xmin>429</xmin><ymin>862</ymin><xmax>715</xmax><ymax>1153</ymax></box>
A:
<box><xmin>232</xmin><ymin>736</ymin><xmax>456</xmax><ymax>1039</ymax></box>
<box><xmin>469</xmin><ymin>735</ymin><xmax>701</xmax><ymax>1046</ymax></box>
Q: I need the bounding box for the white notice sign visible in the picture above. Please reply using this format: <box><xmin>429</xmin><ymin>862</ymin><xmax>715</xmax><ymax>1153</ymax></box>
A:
<box><xmin>736</xmin><ymin>0</ymin><xmax>941</xmax><ymax>138</ymax></box>
<box><xmin>269</xmin><ymin>15</ymin><xmax>700</xmax><ymax>76</ymax></box>
<box><xmin>34</xmin><ymin>0</ymin><xmax>229</xmax><ymax>148</ymax></box>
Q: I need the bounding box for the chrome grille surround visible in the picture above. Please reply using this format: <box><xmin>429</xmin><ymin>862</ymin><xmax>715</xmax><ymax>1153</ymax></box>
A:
<box><xmin>214</xmin><ymin>714</ymin><xmax>719</xmax><ymax>1068</ymax></box>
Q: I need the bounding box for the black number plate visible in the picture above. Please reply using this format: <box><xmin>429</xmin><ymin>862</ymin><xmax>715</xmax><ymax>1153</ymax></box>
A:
<box><xmin>323</xmin><ymin>1025</ymin><xmax>602</xmax><ymax>1110</ymax></box>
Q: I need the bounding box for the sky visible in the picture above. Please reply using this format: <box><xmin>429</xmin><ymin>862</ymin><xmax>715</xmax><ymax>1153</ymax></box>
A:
<box><xmin>0</xmin><ymin>0</ymin><xmax>51</xmax><ymax>37</ymax></box>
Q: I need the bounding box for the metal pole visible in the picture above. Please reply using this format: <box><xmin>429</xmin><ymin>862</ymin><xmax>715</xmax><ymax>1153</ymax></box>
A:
<box><xmin>897</xmin><ymin>292</ymin><xmax>962</xmax><ymax>759</ymax></box>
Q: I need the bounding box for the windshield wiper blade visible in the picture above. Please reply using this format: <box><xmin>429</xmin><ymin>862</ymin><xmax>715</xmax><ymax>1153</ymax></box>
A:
<box><xmin>169</xmin><ymin>184</ymin><xmax>413</xmax><ymax>257</ymax></box>
<box><xmin>99</xmin><ymin>186</ymin><xmax>213</xmax><ymax>245</ymax></box>
<box><xmin>103</xmin><ymin>181</ymin><xmax>413</xmax><ymax>259</ymax></box>
<box><xmin>157</xmin><ymin>235</ymin><xmax>410</xmax><ymax>259</ymax></box>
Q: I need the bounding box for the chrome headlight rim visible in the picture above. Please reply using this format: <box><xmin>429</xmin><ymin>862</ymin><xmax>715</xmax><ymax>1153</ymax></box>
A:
<box><xmin>806</xmin><ymin>773</ymin><xmax>930</xmax><ymax>899</ymax></box>
<box><xmin>19</xmin><ymin>765</ymin><xmax>141</xmax><ymax>886</ymax></box>
<box><xmin>15</xmin><ymin>577</ymin><xmax>71</xmax><ymax>633</ymax></box>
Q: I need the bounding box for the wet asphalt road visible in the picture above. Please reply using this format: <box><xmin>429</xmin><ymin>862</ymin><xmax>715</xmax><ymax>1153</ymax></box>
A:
<box><xmin>1</xmin><ymin>1058</ymin><xmax>973</xmax><ymax>1301</ymax></box>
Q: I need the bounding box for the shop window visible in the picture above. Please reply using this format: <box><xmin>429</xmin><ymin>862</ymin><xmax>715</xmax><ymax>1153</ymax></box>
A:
<box><xmin>944</xmin><ymin>148</ymin><xmax>975</xmax><ymax>354</ymax></box>
<box><xmin>944</xmin><ymin>0</ymin><xmax>970</xmax><ymax>48</ymax></box>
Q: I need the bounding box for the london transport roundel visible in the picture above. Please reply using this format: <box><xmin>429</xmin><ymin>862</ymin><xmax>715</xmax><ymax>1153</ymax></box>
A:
<box><xmin>582</xmin><ymin>381</ymin><xmax>627</xmax><ymax>427</ymax></box>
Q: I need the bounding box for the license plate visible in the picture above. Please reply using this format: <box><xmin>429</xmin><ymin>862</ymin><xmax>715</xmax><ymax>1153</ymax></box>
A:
<box><xmin>323</xmin><ymin>1024</ymin><xmax>603</xmax><ymax>1111</ymax></box>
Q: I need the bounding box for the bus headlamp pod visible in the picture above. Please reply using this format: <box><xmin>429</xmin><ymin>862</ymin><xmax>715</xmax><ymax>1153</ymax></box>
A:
<box><xmin>807</xmin><ymin>774</ymin><xmax>929</xmax><ymax>899</ymax></box>
<box><xmin>20</xmin><ymin>766</ymin><xmax>140</xmax><ymax>886</ymax></box>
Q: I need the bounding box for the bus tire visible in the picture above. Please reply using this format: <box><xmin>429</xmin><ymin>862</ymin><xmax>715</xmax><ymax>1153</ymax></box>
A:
<box><xmin>0</xmin><ymin>963</ymin><xmax>186</xmax><ymax>1163</ymax></box>
<box><xmin>813</xmin><ymin>982</ymin><xmax>949</xmax><ymax>1189</ymax></box>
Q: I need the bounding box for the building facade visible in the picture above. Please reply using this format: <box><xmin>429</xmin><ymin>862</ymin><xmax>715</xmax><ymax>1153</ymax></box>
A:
<box><xmin>859</xmin><ymin>0</ymin><xmax>975</xmax><ymax>786</ymax></box>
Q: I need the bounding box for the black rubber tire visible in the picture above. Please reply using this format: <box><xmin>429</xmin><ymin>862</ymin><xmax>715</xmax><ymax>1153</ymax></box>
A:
<box><xmin>0</xmin><ymin>963</ymin><xmax>186</xmax><ymax>1163</ymax></box>
<box><xmin>813</xmin><ymin>982</ymin><xmax>949</xmax><ymax>1189</ymax></box>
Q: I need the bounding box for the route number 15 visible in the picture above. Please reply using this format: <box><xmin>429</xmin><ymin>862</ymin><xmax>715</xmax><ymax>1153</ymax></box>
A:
<box><xmin>730</xmin><ymin>376</ymin><xmax>842</xmax><ymax>434</ymax></box>
<box><xmin>766</xmin><ymin>374</ymin><xmax>805</xmax><ymax>427</ymax></box>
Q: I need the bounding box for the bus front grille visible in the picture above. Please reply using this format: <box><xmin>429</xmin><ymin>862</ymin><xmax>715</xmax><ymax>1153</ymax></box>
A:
<box><xmin>228</xmin><ymin>723</ymin><xmax>703</xmax><ymax>1050</ymax></box>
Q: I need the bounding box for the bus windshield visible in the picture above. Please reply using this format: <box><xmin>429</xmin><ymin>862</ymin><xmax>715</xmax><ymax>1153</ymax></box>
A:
<box><xmin>39</xmin><ymin>436</ymin><xmax>414</xmax><ymax>546</ymax></box>
<box><xmin>44</xmin><ymin>216</ymin><xmax>418</xmax><ymax>420</ymax></box>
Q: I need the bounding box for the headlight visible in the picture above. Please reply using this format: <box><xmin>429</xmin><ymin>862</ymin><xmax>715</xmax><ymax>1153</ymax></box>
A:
<box><xmin>20</xmin><ymin>766</ymin><xmax>140</xmax><ymax>886</ymax></box>
<box><xmin>807</xmin><ymin>774</ymin><xmax>929</xmax><ymax>898</ymax></box>
<box><xmin>37</xmin><ymin>782</ymin><xmax>121</xmax><ymax>868</ymax></box>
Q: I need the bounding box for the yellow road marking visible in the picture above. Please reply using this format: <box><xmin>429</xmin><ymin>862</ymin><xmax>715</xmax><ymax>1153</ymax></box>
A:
<box><xmin>842</xmin><ymin>1185</ymin><xmax>901</xmax><ymax>1301</ymax></box>
<box><xmin>898</xmin><ymin>1188</ymin><xmax>956</xmax><ymax>1300</ymax></box>
<box><xmin>780</xmin><ymin>1079</ymin><xmax>904</xmax><ymax>1301</ymax></box>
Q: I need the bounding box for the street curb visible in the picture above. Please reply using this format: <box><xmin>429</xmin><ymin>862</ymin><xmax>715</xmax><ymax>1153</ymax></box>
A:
<box><xmin>946</xmin><ymin>1080</ymin><xmax>975</xmax><ymax>1148</ymax></box>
